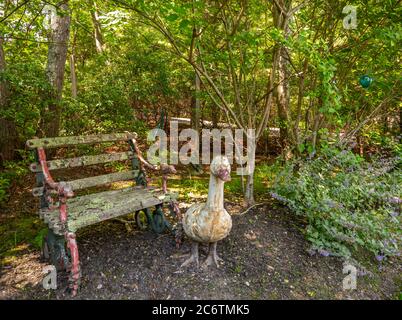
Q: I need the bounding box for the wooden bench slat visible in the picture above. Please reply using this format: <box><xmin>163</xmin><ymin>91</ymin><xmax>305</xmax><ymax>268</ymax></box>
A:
<box><xmin>69</xmin><ymin>192</ymin><xmax>177</xmax><ymax>232</ymax></box>
<box><xmin>41</xmin><ymin>186</ymin><xmax>166</xmax><ymax>208</ymax></box>
<box><xmin>68</xmin><ymin>196</ymin><xmax>161</xmax><ymax>231</ymax></box>
<box><xmin>67</xmin><ymin>186</ymin><xmax>143</xmax><ymax>207</ymax></box>
<box><xmin>26</xmin><ymin>132</ymin><xmax>137</xmax><ymax>149</ymax></box>
<box><xmin>30</xmin><ymin>151</ymin><xmax>135</xmax><ymax>172</ymax></box>
<box><xmin>68</xmin><ymin>187</ymin><xmax>174</xmax><ymax>209</ymax></box>
<box><xmin>40</xmin><ymin>188</ymin><xmax>178</xmax><ymax>233</ymax></box>
<box><xmin>69</xmin><ymin>170</ymin><xmax>139</xmax><ymax>190</ymax></box>
<box><xmin>32</xmin><ymin>170</ymin><xmax>139</xmax><ymax>196</ymax></box>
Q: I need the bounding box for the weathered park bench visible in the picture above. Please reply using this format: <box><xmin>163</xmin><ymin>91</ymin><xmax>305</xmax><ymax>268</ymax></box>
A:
<box><xmin>27</xmin><ymin>132</ymin><xmax>180</xmax><ymax>296</ymax></box>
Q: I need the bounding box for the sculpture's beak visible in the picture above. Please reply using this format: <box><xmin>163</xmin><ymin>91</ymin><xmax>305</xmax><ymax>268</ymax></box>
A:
<box><xmin>218</xmin><ymin>168</ymin><xmax>231</xmax><ymax>182</ymax></box>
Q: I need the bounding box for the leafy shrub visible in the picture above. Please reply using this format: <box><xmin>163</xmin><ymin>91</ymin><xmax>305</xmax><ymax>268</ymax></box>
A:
<box><xmin>1</xmin><ymin>61</ymin><xmax>49</xmax><ymax>139</ymax></box>
<box><xmin>0</xmin><ymin>176</ymin><xmax>11</xmax><ymax>204</ymax></box>
<box><xmin>0</xmin><ymin>151</ymin><xmax>33</xmax><ymax>206</ymax></box>
<box><xmin>270</xmin><ymin>148</ymin><xmax>401</xmax><ymax>260</ymax></box>
<box><xmin>363</xmin><ymin>130</ymin><xmax>402</xmax><ymax>158</ymax></box>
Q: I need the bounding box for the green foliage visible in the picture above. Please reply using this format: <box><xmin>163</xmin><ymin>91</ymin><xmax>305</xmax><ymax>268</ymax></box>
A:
<box><xmin>0</xmin><ymin>214</ymin><xmax>46</xmax><ymax>260</ymax></box>
<box><xmin>169</xmin><ymin>178</ymin><xmax>209</xmax><ymax>202</ymax></box>
<box><xmin>104</xmin><ymin>161</ymin><xmax>128</xmax><ymax>172</ymax></box>
<box><xmin>0</xmin><ymin>61</ymin><xmax>49</xmax><ymax>138</ymax></box>
<box><xmin>0</xmin><ymin>216</ymin><xmax>47</xmax><ymax>262</ymax></box>
<box><xmin>0</xmin><ymin>151</ymin><xmax>34</xmax><ymax>205</ymax></box>
<box><xmin>0</xmin><ymin>175</ymin><xmax>11</xmax><ymax>204</ymax></box>
<box><xmin>224</xmin><ymin>174</ymin><xmax>268</xmax><ymax>199</ymax></box>
<box><xmin>168</xmin><ymin>171</ymin><xmax>269</xmax><ymax>203</ymax></box>
<box><xmin>1</xmin><ymin>0</ymin><xmax>401</xmax><ymax>268</ymax></box>
<box><xmin>1</xmin><ymin>0</ymin><xmax>400</xmax><ymax>155</ymax></box>
<box><xmin>33</xmin><ymin>228</ymin><xmax>49</xmax><ymax>250</ymax></box>
<box><xmin>363</xmin><ymin>131</ymin><xmax>402</xmax><ymax>158</ymax></box>
<box><xmin>270</xmin><ymin>148</ymin><xmax>401</xmax><ymax>260</ymax></box>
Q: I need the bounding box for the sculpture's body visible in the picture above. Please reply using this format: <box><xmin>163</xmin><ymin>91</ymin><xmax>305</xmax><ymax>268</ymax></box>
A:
<box><xmin>181</xmin><ymin>156</ymin><xmax>232</xmax><ymax>268</ymax></box>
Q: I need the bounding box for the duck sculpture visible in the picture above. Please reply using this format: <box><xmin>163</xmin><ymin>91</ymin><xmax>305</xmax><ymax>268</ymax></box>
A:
<box><xmin>181</xmin><ymin>155</ymin><xmax>232</xmax><ymax>268</ymax></box>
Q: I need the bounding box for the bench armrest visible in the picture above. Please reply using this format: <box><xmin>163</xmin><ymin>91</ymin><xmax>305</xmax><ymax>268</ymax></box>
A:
<box><xmin>158</xmin><ymin>164</ymin><xmax>177</xmax><ymax>193</ymax></box>
<box><xmin>129</xmin><ymin>138</ymin><xmax>176</xmax><ymax>192</ymax></box>
<box><xmin>37</xmin><ymin>148</ymin><xmax>74</xmax><ymax>198</ymax></box>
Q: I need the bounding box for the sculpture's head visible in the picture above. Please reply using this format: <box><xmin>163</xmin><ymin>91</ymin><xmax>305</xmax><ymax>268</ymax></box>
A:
<box><xmin>210</xmin><ymin>155</ymin><xmax>231</xmax><ymax>182</ymax></box>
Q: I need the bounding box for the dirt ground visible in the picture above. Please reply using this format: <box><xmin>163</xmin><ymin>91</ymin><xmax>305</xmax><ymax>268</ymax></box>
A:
<box><xmin>1</xmin><ymin>187</ymin><xmax>401</xmax><ymax>300</ymax></box>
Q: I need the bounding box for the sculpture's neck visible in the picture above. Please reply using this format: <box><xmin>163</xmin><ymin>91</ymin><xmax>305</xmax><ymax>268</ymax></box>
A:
<box><xmin>205</xmin><ymin>174</ymin><xmax>224</xmax><ymax>211</ymax></box>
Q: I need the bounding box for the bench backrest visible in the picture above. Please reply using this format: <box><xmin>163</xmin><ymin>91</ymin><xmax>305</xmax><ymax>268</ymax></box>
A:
<box><xmin>27</xmin><ymin>132</ymin><xmax>145</xmax><ymax>197</ymax></box>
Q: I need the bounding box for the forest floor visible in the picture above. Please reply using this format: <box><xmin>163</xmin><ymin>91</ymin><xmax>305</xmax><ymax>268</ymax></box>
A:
<box><xmin>0</xmin><ymin>170</ymin><xmax>401</xmax><ymax>300</ymax></box>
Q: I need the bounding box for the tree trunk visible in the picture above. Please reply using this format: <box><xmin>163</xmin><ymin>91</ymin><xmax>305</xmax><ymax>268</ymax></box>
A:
<box><xmin>400</xmin><ymin>105</ymin><xmax>402</xmax><ymax>144</ymax></box>
<box><xmin>311</xmin><ymin>111</ymin><xmax>321</xmax><ymax>156</ymax></box>
<box><xmin>70</xmin><ymin>54</ymin><xmax>77</xmax><ymax>98</ymax></box>
<box><xmin>70</xmin><ymin>31</ymin><xmax>78</xmax><ymax>98</ymax></box>
<box><xmin>294</xmin><ymin>59</ymin><xmax>308</xmax><ymax>156</ymax></box>
<box><xmin>211</xmin><ymin>103</ymin><xmax>219</xmax><ymax>128</ymax></box>
<box><xmin>273</xmin><ymin>0</ymin><xmax>292</xmax><ymax>159</ymax></box>
<box><xmin>245</xmin><ymin>171</ymin><xmax>255</xmax><ymax>206</ymax></box>
<box><xmin>276</xmin><ymin>47</ymin><xmax>292</xmax><ymax>157</ymax></box>
<box><xmin>191</xmin><ymin>71</ymin><xmax>201</xmax><ymax>132</ymax></box>
<box><xmin>90</xmin><ymin>1</ymin><xmax>105</xmax><ymax>53</ymax></box>
<box><xmin>0</xmin><ymin>35</ymin><xmax>19</xmax><ymax>164</ymax></box>
<box><xmin>40</xmin><ymin>1</ymin><xmax>71</xmax><ymax>138</ymax></box>
<box><xmin>244</xmin><ymin>137</ymin><xmax>256</xmax><ymax>205</ymax></box>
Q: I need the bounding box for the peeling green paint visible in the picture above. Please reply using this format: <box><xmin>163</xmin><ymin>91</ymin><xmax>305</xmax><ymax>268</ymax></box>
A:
<box><xmin>26</xmin><ymin>132</ymin><xmax>137</xmax><ymax>149</ymax></box>
<box><xmin>40</xmin><ymin>188</ymin><xmax>177</xmax><ymax>234</ymax></box>
<box><xmin>33</xmin><ymin>171</ymin><xmax>140</xmax><ymax>196</ymax></box>
<box><xmin>28</xmin><ymin>131</ymin><xmax>179</xmax><ymax>297</ymax></box>
<box><xmin>30</xmin><ymin>152</ymin><xmax>135</xmax><ymax>172</ymax></box>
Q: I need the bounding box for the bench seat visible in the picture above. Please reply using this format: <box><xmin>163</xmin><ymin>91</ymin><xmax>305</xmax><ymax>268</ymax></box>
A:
<box><xmin>40</xmin><ymin>187</ymin><xmax>178</xmax><ymax>234</ymax></box>
<box><xmin>27</xmin><ymin>132</ymin><xmax>181</xmax><ymax>296</ymax></box>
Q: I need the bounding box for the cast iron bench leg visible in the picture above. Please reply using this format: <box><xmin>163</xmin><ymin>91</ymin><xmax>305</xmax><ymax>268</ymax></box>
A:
<box><xmin>66</xmin><ymin>232</ymin><xmax>81</xmax><ymax>297</ymax></box>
